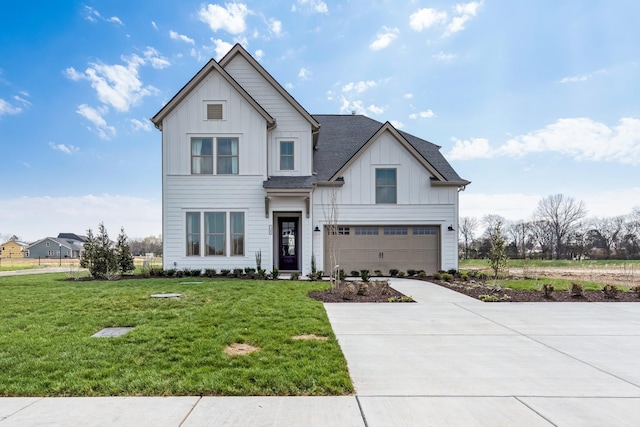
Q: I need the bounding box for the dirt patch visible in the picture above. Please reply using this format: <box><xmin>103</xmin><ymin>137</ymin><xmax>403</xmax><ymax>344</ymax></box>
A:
<box><xmin>308</xmin><ymin>280</ymin><xmax>413</xmax><ymax>303</ymax></box>
<box><xmin>291</xmin><ymin>334</ymin><xmax>328</xmax><ymax>341</ymax></box>
<box><xmin>223</xmin><ymin>343</ymin><xmax>260</xmax><ymax>356</ymax></box>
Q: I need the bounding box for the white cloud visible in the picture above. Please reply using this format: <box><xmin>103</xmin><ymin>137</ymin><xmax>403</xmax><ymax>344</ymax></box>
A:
<box><xmin>49</xmin><ymin>142</ymin><xmax>79</xmax><ymax>155</ymax></box>
<box><xmin>369</xmin><ymin>27</ymin><xmax>399</xmax><ymax>51</ymax></box>
<box><xmin>409</xmin><ymin>109</ymin><xmax>435</xmax><ymax>119</ymax></box>
<box><xmin>130</xmin><ymin>118</ymin><xmax>152</xmax><ymax>132</ymax></box>
<box><xmin>298</xmin><ymin>67</ymin><xmax>310</xmax><ymax>79</ymax></box>
<box><xmin>198</xmin><ymin>3</ymin><xmax>249</xmax><ymax>34</ymax></box>
<box><xmin>368</xmin><ymin>104</ymin><xmax>384</xmax><ymax>114</ymax></box>
<box><xmin>0</xmin><ymin>98</ymin><xmax>23</xmax><ymax>116</ymax></box>
<box><xmin>83</xmin><ymin>6</ymin><xmax>123</xmax><ymax>26</ymax></box>
<box><xmin>13</xmin><ymin>95</ymin><xmax>31</xmax><ymax>106</ymax></box>
<box><xmin>76</xmin><ymin>104</ymin><xmax>116</xmax><ymax>139</ymax></box>
<box><xmin>390</xmin><ymin>120</ymin><xmax>405</xmax><ymax>129</ymax></box>
<box><xmin>0</xmin><ymin>194</ymin><xmax>161</xmax><ymax>242</ymax></box>
<box><xmin>404</xmin><ymin>93</ymin><xmax>414</xmax><ymax>99</ymax></box>
<box><xmin>448</xmin><ymin>137</ymin><xmax>493</xmax><ymax>160</ymax></box>
<box><xmin>433</xmin><ymin>51</ymin><xmax>457</xmax><ymax>61</ymax></box>
<box><xmin>559</xmin><ymin>75</ymin><xmax>589</xmax><ymax>83</ymax></box>
<box><xmin>292</xmin><ymin>0</ymin><xmax>328</xmax><ymax>14</ymax></box>
<box><xmin>444</xmin><ymin>1</ymin><xmax>483</xmax><ymax>37</ymax></box>
<box><xmin>269</xmin><ymin>19</ymin><xmax>282</xmax><ymax>36</ymax></box>
<box><xmin>107</xmin><ymin>16</ymin><xmax>124</xmax><ymax>26</ymax></box>
<box><xmin>169</xmin><ymin>30</ymin><xmax>195</xmax><ymax>45</ymax></box>
<box><xmin>339</xmin><ymin>96</ymin><xmax>367</xmax><ymax>115</ymax></box>
<box><xmin>210</xmin><ymin>39</ymin><xmax>234</xmax><ymax>60</ymax></box>
<box><xmin>254</xmin><ymin>49</ymin><xmax>264</xmax><ymax>60</ymax></box>
<box><xmin>342</xmin><ymin>80</ymin><xmax>376</xmax><ymax>93</ymax></box>
<box><xmin>448</xmin><ymin>117</ymin><xmax>640</xmax><ymax>165</ymax></box>
<box><xmin>410</xmin><ymin>8</ymin><xmax>448</xmax><ymax>31</ymax></box>
<box><xmin>151</xmin><ymin>21</ymin><xmax>158</xmax><ymax>30</ymax></box>
<box><xmin>66</xmin><ymin>51</ymin><xmax>162</xmax><ymax>112</ymax></box>
<box><xmin>143</xmin><ymin>47</ymin><xmax>170</xmax><ymax>69</ymax></box>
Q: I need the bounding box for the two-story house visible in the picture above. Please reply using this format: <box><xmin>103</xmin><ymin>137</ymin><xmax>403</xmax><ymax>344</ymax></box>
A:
<box><xmin>1</xmin><ymin>238</ymin><xmax>29</xmax><ymax>258</ymax></box>
<box><xmin>25</xmin><ymin>233</ymin><xmax>85</xmax><ymax>259</ymax></box>
<box><xmin>151</xmin><ymin>44</ymin><xmax>469</xmax><ymax>276</ymax></box>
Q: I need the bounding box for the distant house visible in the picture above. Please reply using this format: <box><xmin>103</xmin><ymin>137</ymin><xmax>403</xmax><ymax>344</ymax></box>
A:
<box><xmin>0</xmin><ymin>239</ymin><xmax>29</xmax><ymax>258</ymax></box>
<box><xmin>25</xmin><ymin>233</ymin><xmax>85</xmax><ymax>259</ymax></box>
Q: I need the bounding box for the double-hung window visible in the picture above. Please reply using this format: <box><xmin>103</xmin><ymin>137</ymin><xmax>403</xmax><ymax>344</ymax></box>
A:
<box><xmin>191</xmin><ymin>137</ymin><xmax>238</xmax><ymax>175</ymax></box>
<box><xmin>191</xmin><ymin>138</ymin><xmax>213</xmax><ymax>174</ymax></box>
<box><xmin>230</xmin><ymin>212</ymin><xmax>245</xmax><ymax>256</ymax></box>
<box><xmin>186</xmin><ymin>212</ymin><xmax>201</xmax><ymax>256</ymax></box>
<box><xmin>376</xmin><ymin>168</ymin><xmax>397</xmax><ymax>204</ymax></box>
<box><xmin>217</xmin><ymin>138</ymin><xmax>239</xmax><ymax>174</ymax></box>
<box><xmin>280</xmin><ymin>141</ymin><xmax>294</xmax><ymax>170</ymax></box>
<box><xmin>205</xmin><ymin>213</ymin><xmax>226</xmax><ymax>256</ymax></box>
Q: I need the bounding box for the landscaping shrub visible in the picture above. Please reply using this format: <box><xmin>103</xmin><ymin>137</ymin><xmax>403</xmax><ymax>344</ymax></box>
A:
<box><xmin>165</xmin><ymin>268</ymin><xmax>177</xmax><ymax>277</ymax></box>
<box><xmin>356</xmin><ymin>281</ymin><xmax>369</xmax><ymax>296</ymax></box>
<box><xmin>632</xmin><ymin>285</ymin><xmax>640</xmax><ymax>297</ymax></box>
<box><xmin>338</xmin><ymin>269</ymin><xmax>346</xmax><ymax>280</ymax></box>
<box><xmin>350</xmin><ymin>270</ymin><xmax>359</xmax><ymax>277</ymax></box>
<box><xmin>269</xmin><ymin>268</ymin><xmax>279</xmax><ymax>279</ymax></box>
<box><xmin>479</xmin><ymin>294</ymin><xmax>511</xmax><ymax>302</ymax></box>
<box><xmin>407</xmin><ymin>269</ymin><xmax>417</xmax><ymax>277</ymax></box>
<box><xmin>418</xmin><ymin>271</ymin><xmax>427</xmax><ymax>278</ymax></box>
<box><xmin>541</xmin><ymin>283</ymin><xmax>554</xmax><ymax>299</ymax></box>
<box><xmin>389</xmin><ymin>269</ymin><xmax>399</xmax><ymax>277</ymax></box>
<box><xmin>204</xmin><ymin>268</ymin><xmax>217</xmax><ymax>278</ymax></box>
<box><xmin>433</xmin><ymin>272</ymin><xmax>443</xmax><ymax>280</ymax></box>
<box><xmin>220</xmin><ymin>269</ymin><xmax>231</xmax><ymax>276</ymax></box>
<box><xmin>602</xmin><ymin>284</ymin><xmax>619</xmax><ymax>299</ymax></box>
<box><xmin>569</xmin><ymin>282</ymin><xmax>584</xmax><ymax>297</ymax></box>
<box><xmin>447</xmin><ymin>268</ymin><xmax>458</xmax><ymax>275</ymax></box>
<box><xmin>233</xmin><ymin>268</ymin><xmax>244</xmax><ymax>278</ymax></box>
<box><xmin>190</xmin><ymin>268</ymin><xmax>202</xmax><ymax>277</ymax></box>
<box><xmin>441</xmin><ymin>273</ymin><xmax>453</xmax><ymax>282</ymax></box>
<box><xmin>360</xmin><ymin>269</ymin><xmax>370</xmax><ymax>282</ymax></box>
<box><xmin>374</xmin><ymin>270</ymin><xmax>382</xmax><ymax>277</ymax></box>
<box><xmin>290</xmin><ymin>271</ymin><xmax>300</xmax><ymax>280</ymax></box>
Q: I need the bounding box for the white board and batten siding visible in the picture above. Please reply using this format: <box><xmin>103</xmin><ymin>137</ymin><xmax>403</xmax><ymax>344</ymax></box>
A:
<box><xmin>224</xmin><ymin>55</ymin><xmax>314</xmax><ymax>177</ymax></box>
<box><xmin>312</xmin><ymin>130</ymin><xmax>460</xmax><ymax>272</ymax></box>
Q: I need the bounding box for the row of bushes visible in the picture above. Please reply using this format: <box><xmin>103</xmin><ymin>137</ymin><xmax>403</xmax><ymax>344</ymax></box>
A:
<box><xmin>542</xmin><ymin>282</ymin><xmax>640</xmax><ymax>299</ymax></box>
<box><xmin>143</xmin><ymin>266</ymin><xmax>280</xmax><ymax>280</ymax></box>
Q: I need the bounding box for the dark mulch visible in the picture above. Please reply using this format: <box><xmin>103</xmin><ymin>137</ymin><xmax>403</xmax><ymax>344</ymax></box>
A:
<box><xmin>308</xmin><ymin>280</ymin><xmax>412</xmax><ymax>303</ymax></box>
<box><xmin>428</xmin><ymin>279</ymin><xmax>640</xmax><ymax>302</ymax></box>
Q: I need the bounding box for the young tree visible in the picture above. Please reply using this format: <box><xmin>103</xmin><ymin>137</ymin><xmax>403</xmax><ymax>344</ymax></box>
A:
<box><xmin>115</xmin><ymin>227</ymin><xmax>135</xmax><ymax>274</ymax></box>
<box><xmin>483</xmin><ymin>215</ymin><xmax>508</xmax><ymax>279</ymax></box>
<box><xmin>80</xmin><ymin>223</ymin><xmax>118</xmax><ymax>279</ymax></box>
<box><xmin>534</xmin><ymin>194</ymin><xmax>587</xmax><ymax>259</ymax></box>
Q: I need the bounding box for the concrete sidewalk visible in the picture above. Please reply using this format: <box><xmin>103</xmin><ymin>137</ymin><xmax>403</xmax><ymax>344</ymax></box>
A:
<box><xmin>2</xmin><ymin>278</ymin><xmax>640</xmax><ymax>426</ymax></box>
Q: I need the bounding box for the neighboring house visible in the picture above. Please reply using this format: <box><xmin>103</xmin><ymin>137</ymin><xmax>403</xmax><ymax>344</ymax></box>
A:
<box><xmin>0</xmin><ymin>239</ymin><xmax>29</xmax><ymax>258</ymax></box>
<box><xmin>25</xmin><ymin>234</ymin><xmax>85</xmax><ymax>259</ymax></box>
<box><xmin>151</xmin><ymin>44</ymin><xmax>470</xmax><ymax>275</ymax></box>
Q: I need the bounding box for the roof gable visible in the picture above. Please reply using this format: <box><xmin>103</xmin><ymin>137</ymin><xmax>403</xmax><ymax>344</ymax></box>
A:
<box><xmin>312</xmin><ymin>115</ymin><xmax>470</xmax><ymax>187</ymax></box>
<box><xmin>150</xmin><ymin>56</ymin><xmax>275</xmax><ymax>130</ymax></box>
<box><xmin>219</xmin><ymin>44</ymin><xmax>320</xmax><ymax>132</ymax></box>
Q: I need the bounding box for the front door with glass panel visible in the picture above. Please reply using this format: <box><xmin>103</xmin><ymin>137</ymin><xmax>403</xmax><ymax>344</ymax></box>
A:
<box><xmin>278</xmin><ymin>217</ymin><xmax>298</xmax><ymax>270</ymax></box>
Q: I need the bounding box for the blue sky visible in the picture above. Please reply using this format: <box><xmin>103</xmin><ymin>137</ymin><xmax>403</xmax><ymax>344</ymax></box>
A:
<box><xmin>1</xmin><ymin>0</ymin><xmax>639</xmax><ymax>241</ymax></box>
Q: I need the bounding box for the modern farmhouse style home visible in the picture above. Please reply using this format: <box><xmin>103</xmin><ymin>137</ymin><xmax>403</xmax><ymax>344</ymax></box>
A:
<box><xmin>151</xmin><ymin>44</ymin><xmax>470</xmax><ymax>276</ymax></box>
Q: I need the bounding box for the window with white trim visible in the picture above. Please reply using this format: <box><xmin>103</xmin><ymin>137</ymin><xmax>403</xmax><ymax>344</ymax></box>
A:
<box><xmin>191</xmin><ymin>138</ymin><xmax>213</xmax><ymax>174</ymax></box>
<box><xmin>217</xmin><ymin>138</ymin><xmax>239</xmax><ymax>174</ymax></box>
<box><xmin>376</xmin><ymin>168</ymin><xmax>397</xmax><ymax>204</ymax></box>
<box><xmin>230</xmin><ymin>212</ymin><xmax>245</xmax><ymax>256</ymax></box>
<box><xmin>186</xmin><ymin>211</ymin><xmax>246</xmax><ymax>257</ymax></box>
<box><xmin>186</xmin><ymin>212</ymin><xmax>201</xmax><ymax>256</ymax></box>
<box><xmin>279</xmin><ymin>141</ymin><xmax>294</xmax><ymax>170</ymax></box>
<box><xmin>190</xmin><ymin>137</ymin><xmax>239</xmax><ymax>175</ymax></box>
<box><xmin>205</xmin><ymin>212</ymin><xmax>226</xmax><ymax>256</ymax></box>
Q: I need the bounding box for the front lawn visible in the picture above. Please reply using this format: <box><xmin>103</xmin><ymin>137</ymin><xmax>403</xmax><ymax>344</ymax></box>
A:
<box><xmin>0</xmin><ymin>274</ymin><xmax>353</xmax><ymax>396</ymax></box>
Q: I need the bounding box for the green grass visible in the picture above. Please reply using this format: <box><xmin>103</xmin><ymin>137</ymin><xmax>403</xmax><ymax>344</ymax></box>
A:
<box><xmin>460</xmin><ymin>259</ymin><xmax>640</xmax><ymax>269</ymax></box>
<box><xmin>0</xmin><ymin>274</ymin><xmax>353</xmax><ymax>397</ymax></box>
<box><xmin>487</xmin><ymin>278</ymin><xmax>627</xmax><ymax>292</ymax></box>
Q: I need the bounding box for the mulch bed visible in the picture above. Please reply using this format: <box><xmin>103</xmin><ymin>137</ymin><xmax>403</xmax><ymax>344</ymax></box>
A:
<box><xmin>308</xmin><ymin>280</ymin><xmax>411</xmax><ymax>303</ymax></box>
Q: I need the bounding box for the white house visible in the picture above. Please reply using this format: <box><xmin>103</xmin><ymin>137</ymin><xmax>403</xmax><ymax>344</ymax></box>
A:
<box><xmin>151</xmin><ymin>44</ymin><xmax>470</xmax><ymax>275</ymax></box>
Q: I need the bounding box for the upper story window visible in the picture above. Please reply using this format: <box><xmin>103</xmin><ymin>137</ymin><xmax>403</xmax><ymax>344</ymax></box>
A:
<box><xmin>280</xmin><ymin>141</ymin><xmax>294</xmax><ymax>170</ymax></box>
<box><xmin>191</xmin><ymin>137</ymin><xmax>238</xmax><ymax>175</ymax></box>
<box><xmin>376</xmin><ymin>168</ymin><xmax>397</xmax><ymax>204</ymax></box>
<box><xmin>217</xmin><ymin>138</ymin><xmax>239</xmax><ymax>174</ymax></box>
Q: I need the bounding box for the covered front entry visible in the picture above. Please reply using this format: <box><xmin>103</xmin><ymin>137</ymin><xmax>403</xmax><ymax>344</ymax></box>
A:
<box><xmin>275</xmin><ymin>215</ymin><xmax>300</xmax><ymax>271</ymax></box>
<box><xmin>324</xmin><ymin>225</ymin><xmax>440</xmax><ymax>275</ymax></box>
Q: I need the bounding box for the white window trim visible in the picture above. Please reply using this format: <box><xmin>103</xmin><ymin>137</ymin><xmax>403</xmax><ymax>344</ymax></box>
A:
<box><xmin>375</xmin><ymin>167</ymin><xmax>398</xmax><ymax>204</ymax></box>
<box><xmin>184</xmin><ymin>210</ymin><xmax>248</xmax><ymax>258</ymax></box>
<box><xmin>188</xmin><ymin>134</ymin><xmax>241</xmax><ymax>176</ymax></box>
<box><xmin>277</xmin><ymin>139</ymin><xmax>297</xmax><ymax>172</ymax></box>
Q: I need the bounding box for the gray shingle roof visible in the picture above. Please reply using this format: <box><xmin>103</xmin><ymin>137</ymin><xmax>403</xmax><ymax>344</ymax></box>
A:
<box><xmin>312</xmin><ymin>114</ymin><xmax>466</xmax><ymax>183</ymax></box>
<box><xmin>263</xmin><ymin>175</ymin><xmax>317</xmax><ymax>189</ymax></box>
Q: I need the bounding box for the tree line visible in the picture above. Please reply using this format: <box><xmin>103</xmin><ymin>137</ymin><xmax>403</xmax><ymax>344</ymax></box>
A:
<box><xmin>460</xmin><ymin>194</ymin><xmax>640</xmax><ymax>260</ymax></box>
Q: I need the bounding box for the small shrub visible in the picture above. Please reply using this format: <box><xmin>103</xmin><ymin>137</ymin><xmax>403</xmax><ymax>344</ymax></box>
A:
<box><xmin>447</xmin><ymin>268</ymin><xmax>458</xmax><ymax>275</ymax></box>
<box><xmin>389</xmin><ymin>269</ymin><xmax>399</xmax><ymax>277</ymax></box>
<box><xmin>631</xmin><ymin>285</ymin><xmax>640</xmax><ymax>297</ymax></box>
<box><xmin>461</xmin><ymin>273</ymin><xmax>469</xmax><ymax>281</ymax></box>
<box><xmin>433</xmin><ymin>272</ymin><xmax>443</xmax><ymax>280</ymax></box>
<box><xmin>357</xmin><ymin>281</ymin><xmax>369</xmax><ymax>296</ymax></box>
<box><xmin>418</xmin><ymin>271</ymin><xmax>427</xmax><ymax>278</ymax></box>
<box><xmin>290</xmin><ymin>271</ymin><xmax>300</xmax><ymax>280</ymax></box>
<box><xmin>377</xmin><ymin>280</ymin><xmax>391</xmax><ymax>295</ymax></box>
<box><xmin>479</xmin><ymin>294</ymin><xmax>511</xmax><ymax>302</ymax></box>
<box><xmin>220</xmin><ymin>269</ymin><xmax>231</xmax><ymax>276</ymax></box>
<box><xmin>374</xmin><ymin>270</ymin><xmax>382</xmax><ymax>277</ymax></box>
<box><xmin>407</xmin><ymin>269</ymin><xmax>417</xmax><ymax>277</ymax></box>
<box><xmin>269</xmin><ymin>268</ymin><xmax>279</xmax><ymax>279</ymax></box>
<box><xmin>350</xmin><ymin>270</ymin><xmax>359</xmax><ymax>277</ymax></box>
<box><xmin>476</xmin><ymin>272</ymin><xmax>487</xmax><ymax>280</ymax></box>
<box><xmin>191</xmin><ymin>268</ymin><xmax>202</xmax><ymax>277</ymax></box>
<box><xmin>244</xmin><ymin>267</ymin><xmax>256</xmax><ymax>275</ymax></box>
<box><xmin>602</xmin><ymin>284</ymin><xmax>619</xmax><ymax>299</ymax></box>
<box><xmin>342</xmin><ymin>283</ymin><xmax>356</xmax><ymax>300</ymax></box>
<box><xmin>175</xmin><ymin>269</ymin><xmax>184</xmax><ymax>278</ymax></box>
<box><xmin>397</xmin><ymin>271</ymin><xmax>405</xmax><ymax>277</ymax></box>
<box><xmin>204</xmin><ymin>268</ymin><xmax>217</xmax><ymax>278</ymax></box>
<box><xmin>232</xmin><ymin>268</ymin><xmax>243</xmax><ymax>278</ymax></box>
<box><xmin>541</xmin><ymin>283</ymin><xmax>554</xmax><ymax>299</ymax></box>
<box><xmin>338</xmin><ymin>269</ymin><xmax>346</xmax><ymax>281</ymax></box>
<box><xmin>360</xmin><ymin>269</ymin><xmax>370</xmax><ymax>282</ymax></box>
<box><xmin>441</xmin><ymin>273</ymin><xmax>453</xmax><ymax>282</ymax></box>
<box><xmin>165</xmin><ymin>268</ymin><xmax>176</xmax><ymax>277</ymax></box>
<box><xmin>569</xmin><ymin>282</ymin><xmax>584</xmax><ymax>297</ymax></box>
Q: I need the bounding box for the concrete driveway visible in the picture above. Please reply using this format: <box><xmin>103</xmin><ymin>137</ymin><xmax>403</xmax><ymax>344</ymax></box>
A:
<box><xmin>325</xmin><ymin>278</ymin><xmax>640</xmax><ymax>427</ymax></box>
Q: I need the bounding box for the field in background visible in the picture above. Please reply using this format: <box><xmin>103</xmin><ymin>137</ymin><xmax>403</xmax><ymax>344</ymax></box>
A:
<box><xmin>0</xmin><ymin>256</ymin><xmax>156</xmax><ymax>272</ymax></box>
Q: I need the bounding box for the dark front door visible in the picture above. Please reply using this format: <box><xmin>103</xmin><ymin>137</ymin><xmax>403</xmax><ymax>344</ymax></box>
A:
<box><xmin>278</xmin><ymin>217</ymin><xmax>298</xmax><ymax>270</ymax></box>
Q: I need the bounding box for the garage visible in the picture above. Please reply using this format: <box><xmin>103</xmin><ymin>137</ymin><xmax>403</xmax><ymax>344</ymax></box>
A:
<box><xmin>323</xmin><ymin>225</ymin><xmax>440</xmax><ymax>275</ymax></box>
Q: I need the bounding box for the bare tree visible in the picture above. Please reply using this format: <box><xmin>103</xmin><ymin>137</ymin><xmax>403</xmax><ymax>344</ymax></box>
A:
<box><xmin>534</xmin><ymin>194</ymin><xmax>587</xmax><ymax>259</ymax></box>
<box><xmin>507</xmin><ymin>221</ymin><xmax>529</xmax><ymax>259</ymax></box>
<box><xmin>588</xmin><ymin>216</ymin><xmax>624</xmax><ymax>258</ymax></box>
<box><xmin>323</xmin><ymin>188</ymin><xmax>340</xmax><ymax>287</ymax></box>
<box><xmin>459</xmin><ymin>216</ymin><xmax>478</xmax><ymax>259</ymax></box>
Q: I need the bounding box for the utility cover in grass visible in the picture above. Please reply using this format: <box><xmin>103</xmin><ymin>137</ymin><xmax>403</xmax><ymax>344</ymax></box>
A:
<box><xmin>150</xmin><ymin>293</ymin><xmax>182</xmax><ymax>298</ymax></box>
<box><xmin>92</xmin><ymin>327</ymin><xmax>134</xmax><ymax>338</ymax></box>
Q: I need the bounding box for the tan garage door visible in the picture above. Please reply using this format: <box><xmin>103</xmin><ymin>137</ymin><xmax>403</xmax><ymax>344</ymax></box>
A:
<box><xmin>324</xmin><ymin>225</ymin><xmax>440</xmax><ymax>275</ymax></box>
